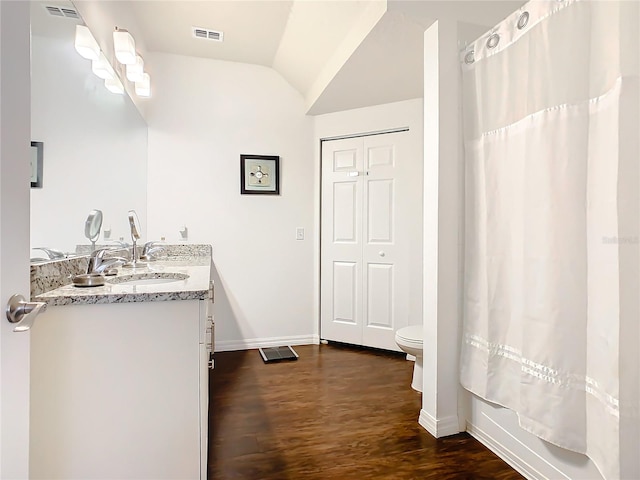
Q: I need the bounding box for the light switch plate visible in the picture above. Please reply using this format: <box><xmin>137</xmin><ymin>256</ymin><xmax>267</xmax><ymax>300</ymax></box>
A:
<box><xmin>296</xmin><ymin>227</ymin><xmax>304</xmax><ymax>240</ymax></box>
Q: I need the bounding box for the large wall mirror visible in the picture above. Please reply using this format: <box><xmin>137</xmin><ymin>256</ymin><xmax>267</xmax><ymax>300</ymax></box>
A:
<box><xmin>30</xmin><ymin>0</ymin><xmax>147</xmax><ymax>259</ymax></box>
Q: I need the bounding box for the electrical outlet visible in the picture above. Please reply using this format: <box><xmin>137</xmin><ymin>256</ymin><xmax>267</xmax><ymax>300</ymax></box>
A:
<box><xmin>296</xmin><ymin>227</ymin><xmax>304</xmax><ymax>240</ymax></box>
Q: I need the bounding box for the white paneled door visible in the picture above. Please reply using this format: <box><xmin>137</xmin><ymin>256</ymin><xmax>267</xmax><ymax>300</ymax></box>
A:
<box><xmin>321</xmin><ymin>132</ymin><xmax>411</xmax><ymax>351</ymax></box>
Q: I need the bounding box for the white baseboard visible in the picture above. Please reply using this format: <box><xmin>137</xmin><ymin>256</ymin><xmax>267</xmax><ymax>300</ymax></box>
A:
<box><xmin>215</xmin><ymin>335</ymin><xmax>320</xmax><ymax>352</ymax></box>
<box><xmin>467</xmin><ymin>421</ymin><xmax>546</xmax><ymax>480</ymax></box>
<box><xmin>418</xmin><ymin>410</ymin><xmax>462</xmax><ymax>438</ymax></box>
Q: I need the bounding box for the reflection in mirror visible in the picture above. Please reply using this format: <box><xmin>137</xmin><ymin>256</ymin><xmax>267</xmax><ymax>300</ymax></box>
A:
<box><xmin>30</xmin><ymin>1</ymin><xmax>147</xmax><ymax>259</ymax></box>
<box><xmin>31</xmin><ymin>247</ymin><xmax>66</xmax><ymax>263</ymax></box>
<box><xmin>84</xmin><ymin>209</ymin><xmax>103</xmax><ymax>251</ymax></box>
<box><xmin>124</xmin><ymin>209</ymin><xmax>146</xmax><ymax>269</ymax></box>
<box><xmin>128</xmin><ymin>209</ymin><xmax>141</xmax><ymax>242</ymax></box>
<box><xmin>30</xmin><ymin>141</ymin><xmax>44</xmax><ymax>188</ymax></box>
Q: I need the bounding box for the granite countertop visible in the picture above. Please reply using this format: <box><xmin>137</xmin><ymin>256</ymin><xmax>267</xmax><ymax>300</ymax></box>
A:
<box><xmin>33</xmin><ymin>254</ymin><xmax>212</xmax><ymax>307</ymax></box>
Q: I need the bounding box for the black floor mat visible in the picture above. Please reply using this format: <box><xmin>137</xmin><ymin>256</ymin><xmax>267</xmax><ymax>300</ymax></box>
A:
<box><xmin>259</xmin><ymin>346</ymin><xmax>299</xmax><ymax>363</ymax></box>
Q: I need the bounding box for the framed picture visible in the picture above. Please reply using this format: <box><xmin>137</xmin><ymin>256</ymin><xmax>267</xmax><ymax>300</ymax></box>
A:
<box><xmin>30</xmin><ymin>141</ymin><xmax>43</xmax><ymax>188</ymax></box>
<box><xmin>240</xmin><ymin>154</ymin><xmax>280</xmax><ymax>195</ymax></box>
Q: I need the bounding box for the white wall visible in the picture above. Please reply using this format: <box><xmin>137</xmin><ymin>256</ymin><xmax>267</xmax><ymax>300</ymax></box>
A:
<box><xmin>145</xmin><ymin>53</ymin><xmax>315</xmax><ymax>351</ymax></box>
<box><xmin>30</xmin><ymin>34</ymin><xmax>148</xmax><ymax>254</ymax></box>
<box><xmin>466</xmin><ymin>398</ymin><xmax>604</xmax><ymax>479</ymax></box>
<box><xmin>423</xmin><ymin>17</ymin><xmax>604</xmax><ymax>480</ymax></box>
<box><xmin>313</xmin><ymin>98</ymin><xmax>424</xmax><ymax>333</ymax></box>
<box><xmin>421</xmin><ymin>18</ymin><xmax>465</xmax><ymax>439</ymax></box>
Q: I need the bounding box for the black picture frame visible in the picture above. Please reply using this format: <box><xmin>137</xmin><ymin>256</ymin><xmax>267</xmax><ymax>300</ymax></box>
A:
<box><xmin>240</xmin><ymin>154</ymin><xmax>280</xmax><ymax>195</ymax></box>
<box><xmin>30</xmin><ymin>141</ymin><xmax>43</xmax><ymax>188</ymax></box>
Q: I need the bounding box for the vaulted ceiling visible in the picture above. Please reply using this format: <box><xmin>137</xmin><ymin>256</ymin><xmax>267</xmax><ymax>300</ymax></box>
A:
<box><xmin>35</xmin><ymin>0</ymin><xmax>526</xmax><ymax>115</ymax></box>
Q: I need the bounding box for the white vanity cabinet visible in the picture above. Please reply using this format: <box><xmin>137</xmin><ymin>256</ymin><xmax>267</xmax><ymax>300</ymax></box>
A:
<box><xmin>30</xmin><ymin>297</ymin><xmax>213</xmax><ymax>480</ymax></box>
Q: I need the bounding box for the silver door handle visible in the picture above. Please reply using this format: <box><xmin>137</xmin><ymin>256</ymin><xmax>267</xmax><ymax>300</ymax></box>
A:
<box><xmin>378</xmin><ymin>251</ymin><xmax>385</xmax><ymax>257</ymax></box>
<box><xmin>6</xmin><ymin>294</ymin><xmax>47</xmax><ymax>332</ymax></box>
<box><xmin>347</xmin><ymin>171</ymin><xmax>360</xmax><ymax>177</ymax></box>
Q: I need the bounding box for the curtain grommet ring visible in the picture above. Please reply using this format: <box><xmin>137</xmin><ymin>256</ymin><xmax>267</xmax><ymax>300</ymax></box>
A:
<box><xmin>487</xmin><ymin>33</ymin><xmax>500</xmax><ymax>49</ymax></box>
<box><xmin>464</xmin><ymin>50</ymin><xmax>475</xmax><ymax>64</ymax></box>
<box><xmin>517</xmin><ymin>12</ymin><xmax>529</xmax><ymax>30</ymax></box>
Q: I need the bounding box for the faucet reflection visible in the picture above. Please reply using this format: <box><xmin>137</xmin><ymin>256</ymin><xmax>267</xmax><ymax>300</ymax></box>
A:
<box><xmin>140</xmin><ymin>241</ymin><xmax>164</xmax><ymax>261</ymax></box>
<box><xmin>32</xmin><ymin>247</ymin><xmax>66</xmax><ymax>260</ymax></box>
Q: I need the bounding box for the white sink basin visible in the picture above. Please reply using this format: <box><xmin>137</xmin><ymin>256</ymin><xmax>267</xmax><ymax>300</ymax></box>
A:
<box><xmin>108</xmin><ymin>273</ymin><xmax>189</xmax><ymax>286</ymax></box>
<box><xmin>117</xmin><ymin>277</ymin><xmax>185</xmax><ymax>286</ymax></box>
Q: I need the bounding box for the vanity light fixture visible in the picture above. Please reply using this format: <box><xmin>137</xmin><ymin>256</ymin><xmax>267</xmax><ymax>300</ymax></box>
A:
<box><xmin>92</xmin><ymin>52</ymin><xmax>116</xmax><ymax>80</ymax></box>
<box><xmin>74</xmin><ymin>25</ymin><xmax>100</xmax><ymax>61</ymax></box>
<box><xmin>105</xmin><ymin>76</ymin><xmax>125</xmax><ymax>95</ymax></box>
<box><xmin>126</xmin><ymin>54</ymin><xmax>145</xmax><ymax>82</ymax></box>
<box><xmin>113</xmin><ymin>27</ymin><xmax>137</xmax><ymax>65</ymax></box>
<box><xmin>74</xmin><ymin>25</ymin><xmax>125</xmax><ymax>95</ymax></box>
<box><xmin>135</xmin><ymin>72</ymin><xmax>151</xmax><ymax>97</ymax></box>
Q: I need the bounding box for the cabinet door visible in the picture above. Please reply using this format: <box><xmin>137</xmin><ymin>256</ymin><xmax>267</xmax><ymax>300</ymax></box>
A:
<box><xmin>30</xmin><ymin>301</ymin><xmax>201</xmax><ymax>479</ymax></box>
<box><xmin>198</xmin><ymin>298</ymin><xmax>212</xmax><ymax>479</ymax></box>
<box><xmin>199</xmin><ymin>343</ymin><xmax>209</xmax><ymax>480</ymax></box>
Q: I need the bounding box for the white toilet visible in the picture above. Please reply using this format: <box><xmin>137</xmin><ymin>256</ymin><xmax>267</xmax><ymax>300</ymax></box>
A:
<box><xmin>395</xmin><ymin>325</ymin><xmax>423</xmax><ymax>392</ymax></box>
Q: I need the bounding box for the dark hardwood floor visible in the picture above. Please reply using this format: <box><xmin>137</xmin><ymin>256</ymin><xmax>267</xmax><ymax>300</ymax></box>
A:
<box><xmin>209</xmin><ymin>343</ymin><xmax>524</xmax><ymax>480</ymax></box>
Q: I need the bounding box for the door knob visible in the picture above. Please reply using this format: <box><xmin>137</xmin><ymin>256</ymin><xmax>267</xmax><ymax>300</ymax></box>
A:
<box><xmin>6</xmin><ymin>294</ymin><xmax>47</xmax><ymax>332</ymax></box>
<box><xmin>378</xmin><ymin>251</ymin><xmax>385</xmax><ymax>257</ymax></box>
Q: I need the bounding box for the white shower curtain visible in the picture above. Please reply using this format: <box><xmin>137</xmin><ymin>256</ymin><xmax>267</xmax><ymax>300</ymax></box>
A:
<box><xmin>460</xmin><ymin>1</ymin><xmax>638</xmax><ymax>479</ymax></box>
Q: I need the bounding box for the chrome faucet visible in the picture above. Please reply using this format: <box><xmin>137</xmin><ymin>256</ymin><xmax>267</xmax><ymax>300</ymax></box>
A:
<box><xmin>86</xmin><ymin>247</ymin><xmax>129</xmax><ymax>274</ymax></box>
<box><xmin>140</xmin><ymin>241</ymin><xmax>164</xmax><ymax>261</ymax></box>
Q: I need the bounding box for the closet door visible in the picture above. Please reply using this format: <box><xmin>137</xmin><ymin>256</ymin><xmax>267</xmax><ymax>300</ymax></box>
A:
<box><xmin>361</xmin><ymin>133</ymin><xmax>410</xmax><ymax>350</ymax></box>
<box><xmin>320</xmin><ymin>137</ymin><xmax>364</xmax><ymax>346</ymax></box>
<box><xmin>321</xmin><ymin>131</ymin><xmax>411</xmax><ymax>351</ymax></box>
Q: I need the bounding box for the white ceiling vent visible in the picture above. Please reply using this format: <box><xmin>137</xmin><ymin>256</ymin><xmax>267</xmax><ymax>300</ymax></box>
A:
<box><xmin>45</xmin><ymin>5</ymin><xmax>79</xmax><ymax>19</ymax></box>
<box><xmin>193</xmin><ymin>27</ymin><xmax>223</xmax><ymax>42</ymax></box>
